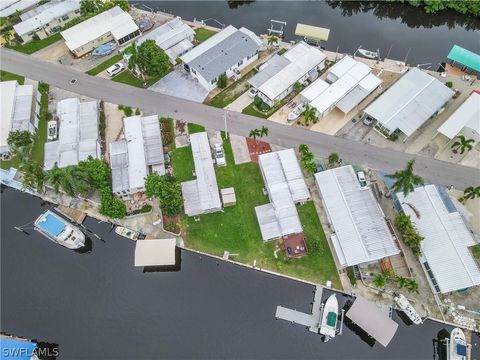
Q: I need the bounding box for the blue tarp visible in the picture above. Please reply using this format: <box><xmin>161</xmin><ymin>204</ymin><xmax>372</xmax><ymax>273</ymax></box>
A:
<box><xmin>0</xmin><ymin>338</ymin><xmax>37</xmax><ymax>360</ymax></box>
<box><xmin>37</xmin><ymin>213</ymin><xmax>65</xmax><ymax>237</ymax></box>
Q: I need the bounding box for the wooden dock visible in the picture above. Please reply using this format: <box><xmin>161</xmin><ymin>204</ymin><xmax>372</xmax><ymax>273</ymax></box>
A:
<box><xmin>56</xmin><ymin>205</ymin><xmax>86</xmax><ymax>224</ymax></box>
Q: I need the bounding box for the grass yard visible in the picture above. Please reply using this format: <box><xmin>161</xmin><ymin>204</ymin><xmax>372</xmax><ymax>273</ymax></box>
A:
<box><xmin>194</xmin><ymin>28</ymin><xmax>217</xmax><ymax>43</ymax></box>
<box><xmin>86</xmin><ymin>54</ymin><xmax>123</xmax><ymax>75</ymax></box>
<box><xmin>175</xmin><ymin>131</ymin><xmax>342</xmax><ymax>288</ymax></box>
<box><xmin>0</xmin><ymin>70</ymin><xmax>24</xmax><ymax>84</ymax></box>
<box><xmin>112</xmin><ymin>69</ymin><xmax>167</xmax><ymax>88</ymax></box>
<box><xmin>207</xmin><ymin>69</ymin><xmax>257</xmax><ymax>108</ymax></box>
<box><xmin>171</xmin><ymin>146</ymin><xmax>195</xmax><ymax>182</ymax></box>
<box><xmin>187</xmin><ymin>123</ymin><xmax>205</xmax><ymax>134</ymax></box>
<box><xmin>6</xmin><ymin>33</ymin><xmax>62</xmax><ymax>54</ymax></box>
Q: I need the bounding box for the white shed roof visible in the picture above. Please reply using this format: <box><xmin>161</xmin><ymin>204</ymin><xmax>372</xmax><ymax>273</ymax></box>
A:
<box><xmin>134</xmin><ymin>239</ymin><xmax>176</xmax><ymax>266</ymax></box>
<box><xmin>255</xmin><ymin>149</ymin><xmax>309</xmax><ymax>241</ymax></box>
<box><xmin>328</xmin><ymin>55</ymin><xmax>357</xmax><ymax>79</ymax></box>
<box><xmin>14</xmin><ymin>0</ymin><xmax>80</xmax><ymax>36</ymax></box>
<box><xmin>437</xmin><ymin>91</ymin><xmax>480</xmax><ymax>140</ymax></box>
<box><xmin>182</xmin><ymin>132</ymin><xmax>221</xmax><ymax>216</ymax></box>
<box><xmin>397</xmin><ymin>185</ymin><xmax>480</xmax><ymax>293</ymax></box>
<box><xmin>364</xmin><ymin>67</ymin><xmax>454</xmax><ymax>136</ymax></box>
<box><xmin>300</xmin><ymin>78</ymin><xmax>329</xmax><ymax>103</ymax></box>
<box><xmin>256</xmin><ymin>42</ymin><xmax>326</xmax><ymax>101</ymax></box>
<box><xmin>61</xmin><ymin>6</ymin><xmax>138</xmax><ymax>51</ymax></box>
<box><xmin>315</xmin><ymin>165</ymin><xmax>399</xmax><ymax>267</ymax></box>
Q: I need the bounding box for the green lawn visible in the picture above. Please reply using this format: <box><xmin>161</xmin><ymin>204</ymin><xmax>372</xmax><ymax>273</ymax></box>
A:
<box><xmin>6</xmin><ymin>33</ymin><xmax>62</xmax><ymax>54</ymax></box>
<box><xmin>0</xmin><ymin>70</ymin><xmax>24</xmax><ymax>84</ymax></box>
<box><xmin>171</xmin><ymin>146</ymin><xmax>195</xmax><ymax>182</ymax></box>
<box><xmin>194</xmin><ymin>28</ymin><xmax>217</xmax><ymax>43</ymax></box>
<box><xmin>86</xmin><ymin>54</ymin><xmax>123</xmax><ymax>75</ymax></box>
<box><xmin>207</xmin><ymin>69</ymin><xmax>257</xmax><ymax>108</ymax></box>
<box><xmin>472</xmin><ymin>244</ymin><xmax>480</xmax><ymax>261</ymax></box>
<box><xmin>174</xmin><ymin>132</ymin><xmax>342</xmax><ymax>288</ymax></box>
<box><xmin>112</xmin><ymin>69</ymin><xmax>167</xmax><ymax>88</ymax></box>
<box><xmin>187</xmin><ymin>123</ymin><xmax>205</xmax><ymax>134</ymax></box>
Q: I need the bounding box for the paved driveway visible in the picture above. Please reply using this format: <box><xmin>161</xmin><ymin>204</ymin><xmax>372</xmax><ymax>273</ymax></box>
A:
<box><xmin>150</xmin><ymin>69</ymin><xmax>209</xmax><ymax>103</ymax></box>
<box><xmin>225</xmin><ymin>92</ymin><xmax>253</xmax><ymax>112</ymax></box>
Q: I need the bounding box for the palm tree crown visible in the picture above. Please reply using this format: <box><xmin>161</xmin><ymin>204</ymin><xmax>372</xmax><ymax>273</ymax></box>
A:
<box><xmin>451</xmin><ymin>135</ymin><xmax>475</xmax><ymax>154</ymax></box>
<box><xmin>386</xmin><ymin>159</ymin><xmax>424</xmax><ymax>196</ymax></box>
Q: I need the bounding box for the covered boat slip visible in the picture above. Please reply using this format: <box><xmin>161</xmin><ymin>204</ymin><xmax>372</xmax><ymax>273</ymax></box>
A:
<box><xmin>447</xmin><ymin>45</ymin><xmax>480</xmax><ymax>74</ymax></box>
<box><xmin>346</xmin><ymin>296</ymin><xmax>398</xmax><ymax>347</ymax></box>
<box><xmin>295</xmin><ymin>23</ymin><xmax>330</xmax><ymax>42</ymax></box>
<box><xmin>134</xmin><ymin>239</ymin><xmax>177</xmax><ymax>267</ymax></box>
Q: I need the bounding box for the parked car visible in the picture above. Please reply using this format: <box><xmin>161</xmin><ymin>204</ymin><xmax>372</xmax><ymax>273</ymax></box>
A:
<box><xmin>248</xmin><ymin>88</ymin><xmax>258</xmax><ymax>98</ymax></box>
<box><xmin>362</xmin><ymin>115</ymin><xmax>375</xmax><ymax>126</ymax></box>
<box><xmin>356</xmin><ymin>171</ymin><xmax>367</xmax><ymax>187</ymax></box>
<box><xmin>106</xmin><ymin>62</ymin><xmax>124</xmax><ymax>77</ymax></box>
<box><xmin>213</xmin><ymin>144</ymin><xmax>226</xmax><ymax>166</ymax></box>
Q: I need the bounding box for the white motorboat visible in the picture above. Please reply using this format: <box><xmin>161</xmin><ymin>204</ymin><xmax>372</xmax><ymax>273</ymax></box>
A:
<box><xmin>394</xmin><ymin>294</ymin><xmax>423</xmax><ymax>325</ymax></box>
<box><xmin>34</xmin><ymin>210</ymin><xmax>85</xmax><ymax>249</ymax></box>
<box><xmin>319</xmin><ymin>294</ymin><xmax>338</xmax><ymax>341</ymax></box>
<box><xmin>47</xmin><ymin>120</ymin><xmax>57</xmax><ymax>141</ymax></box>
<box><xmin>287</xmin><ymin>103</ymin><xmax>305</xmax><ymax>122</ymax></box>
<box><xmin>115</xmin><ymin>226</ymin><xmax>146</xmax><ymax>241</ymax></box>
<box><xmin>449</xmin><ymin>327</ymin><xmax>467</xmax><ymax>360</ymax></box>
<box><xmin>357</xmin><ymin>48</ymin><xmax>379</xmax><ymax>60</ymax></box>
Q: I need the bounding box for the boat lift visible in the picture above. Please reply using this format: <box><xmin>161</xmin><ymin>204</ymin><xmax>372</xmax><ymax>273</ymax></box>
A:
<box><xmin>268</xmin><ymin>20</ymin><xmax>286</xmax><ymax>38</ymax></box>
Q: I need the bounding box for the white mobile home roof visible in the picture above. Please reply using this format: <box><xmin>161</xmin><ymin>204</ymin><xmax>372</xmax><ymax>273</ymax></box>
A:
<box><xmin>397</xmin><ymin>185</ymin><xmax>480</xmax><ymax>293</ymax></box>
<box><xmin>0</xmin><ymin>0</ymin><xmax>39</xmax><ymax>17</ymax></box>
<box><xmin>248</xmin><ymin>54</ymin><xmax>291</xmax><ymax>90</ymax></box>
<box><xmin>134</xmin><ymin>239</ymin><xmax>176</xmax><ymax>266</ymax></box>
<box><xmin>182</xmin><ymin>132</ymin><xmax>221</xmax><ymax>216</ymax></box>
<box><xmin>300</xmin><ymin>77</ymin><xmax>329</xmax><ymax>103</ymax></box>
<box><xmin>255</xmin><ymin>149</ymin><xmax>308</xmax><ymax>241</ymax></box>
<box><xmin>61</xmin><ymin>6</ymin><xmax>138</xmax><ymax>51</ymax></box>
<box><xmin>14</xmin><ymin>0</ymin><xmax>79</xmax><ymax>36</ymax></box>
<box><xmin>364</xmin><ymin>67</ymin><xmax>454</xmax><ymax>136</ymax></box>
<box><xmin>109</xmin><ymin>139</ymin><xmax>129</xmax><ymax>194</ymax></box>
<box><xmin>315</xmin><ymin>165</ymin><xmax>399</xmax><ymax>267</ymax></box>
<box><xmin>437</xmin><ymin>92</ymin><xmax>480</xmax><ymax>140</ymax></box>
<box><xmin>0</xmin><ymin>81</ymin><xmax>17</xmax><ymax>149</ymax></box>
<box><xmin>336</xmin><ymin>73</ymin><xmax>383</xmax><ymax>113</ymax></box>
<box><xmin>328</xmin><ymin>55</ymin><xmax>357</xmax><ymax>79</ymax></box>
<box><xmin>256</xmin><ymin>42</ymin><xmax>326</xmax><ymax>101</ymax></box>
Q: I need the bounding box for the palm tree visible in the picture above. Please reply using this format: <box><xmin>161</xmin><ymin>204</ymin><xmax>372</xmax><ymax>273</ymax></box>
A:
<box><xmin>405</xmin><ymin>279</ymin><xmax>419</xmax><ymax>293</ymax></box>
<box><xmin>267</xmin><ymin>35</ymin><xmax>278</xmax><ymax>46</ymax></box>
<box><xmin>298</xmin><ymin>144</ymin><xmax>309</xmax><ymax>155</ymax></box>
<box><xmin>386</xmin><ymin>159</ymin><xmax>424</xmax><ymax>197</ymax></box>
<box><xmin>302</xmin><ymin>104</ymin><xmax>317</xmax><ymax>126</ymax></box>
<box><xmin>45</xmin><ymin>163</ymin><xmax>64</xmax><ymax>194</ymax></box>
<box><xmin>395</xmin><ymin>276</ymin><xmax>409</xmax><ymax>289</ymax></box>
<box><xmin>327</xmin><ymin>152</ymin><xmax>340</xmax><ymax>167</ymax></box>
<box><xmin>303</xmin><ymin>160</ymin><xmax>317</xmax><ymax>174</ymax></box>
<box><xmin>124</xmin><ymin>42</ymin><xmax>143</xmax><ymax>80</ymax></box>
<box><xmin>451</xmin><ymin>135</ymin><xmax>474</xmax><ymax>154</ymax></box>
<box><xmin>459</xmin><ymin>186</ymin><xmax>480</xmax><ymax>203</ymax></box>
<box><xmin>249</xmin><ymin>128</ymin><xmax>261</xmax><ymax>145</ymax></box>
<box><xmin>61</xmin><ymin>166</ymin><xmax>91</xmax><ymax>197</ymax></box>
<box><xmin>260</xmin><ymin>126</ymin><xmax>269</xmax><ymax>138</ymax></box>
<box><xmin>2</xmin><ymin>31</ymin><xmax>13</xmax><ymax>46</ymax></box>
<box><xmin>372</xmin><ymin>274</ymin><xmax>386</xmax><ymax>288</ymax></box>
<box><xmin>11</xmin><ymin>144</ymin><xmax>32</xmax><ymax>165</ymax></box>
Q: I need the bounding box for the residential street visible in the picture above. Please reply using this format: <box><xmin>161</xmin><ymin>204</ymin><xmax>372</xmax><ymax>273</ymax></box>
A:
<box><xmin>1</xmin><ymin>49</ymin><xmax>478</xmax><ymax>189</ymax></box>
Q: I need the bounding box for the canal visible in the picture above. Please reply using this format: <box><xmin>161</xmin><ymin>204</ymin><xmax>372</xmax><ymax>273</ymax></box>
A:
<box><xmin>143</xmin><ymin>1</ymin><xmax>480</xmax><ymax>67</ymax></box>
<box><xmin>3</xmin><ymin>188</ymin><xmax>477</xmax><ymax>359</ymax></box>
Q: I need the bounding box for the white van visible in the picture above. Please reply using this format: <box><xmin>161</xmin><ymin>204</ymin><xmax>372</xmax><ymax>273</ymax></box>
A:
<box><xmin>357</xmin><ymin>171</ymin><xmax>367</xmax><ymax>187</ymax></box>
<box><xmin>106</xmin><ymin>62</ymin><xmax>124</xmax><ymax>77</ymax></box>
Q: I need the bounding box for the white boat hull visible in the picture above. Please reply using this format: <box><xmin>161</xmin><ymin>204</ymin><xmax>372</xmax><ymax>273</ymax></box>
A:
<box><xmin>449</xmin><ymin>327</ymin><xmax>467</xmax><ymax>360</ymax></box>
<box><xmin>357</xmin><ymin>48</ymin><xmax>378</xmax><ymax>59</ymax></box>
<box><xmin>394</xmin><ymin>294</ymin><xmax>422</xmax><ymax>325</ymax></box>
<box><xmin>34</xmin><ymin>210</ymin><xmax>85</xmax><ymax>249</ymax></box>
<box><xmin>319</xmin><ymin>294</ymin><xmax>338</xmax><ymax>339</ymax></box>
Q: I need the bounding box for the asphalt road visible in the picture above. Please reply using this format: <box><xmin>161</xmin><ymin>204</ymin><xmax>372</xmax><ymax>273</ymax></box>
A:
<box><xmin>1</xmin><ymin>49</ymin><xmax>478</xmax><ymax>189</ymax></box>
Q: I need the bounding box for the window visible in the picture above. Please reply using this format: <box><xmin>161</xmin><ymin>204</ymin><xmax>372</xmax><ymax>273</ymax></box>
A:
<box><xmin>61</xmin><ymin>14</ymin><xmax>69</xmax><ymax>21</ymax></box>
<box><xmin>192</xmin><ymin>69</ymin><xmax>197</xmax><ymax>75</ymax></box>
<box><xmin>237</xmin><ymin>59</ymin><xmax>243</xmax><ymax>66</ymax></box>
<box><xmin>74</xmin><ymin>9</ymin><xmax>80</xmax><ymax>14</ymax></box>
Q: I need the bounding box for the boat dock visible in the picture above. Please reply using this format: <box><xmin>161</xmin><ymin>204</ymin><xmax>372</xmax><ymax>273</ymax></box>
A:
<box><xmin>275</xmin><ymin>286</ymin><xmax>324</xmax><ymax>333</ymax></box>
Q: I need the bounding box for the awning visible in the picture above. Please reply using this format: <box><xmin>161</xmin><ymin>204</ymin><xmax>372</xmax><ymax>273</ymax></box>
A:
<box><xmin>447</xmin><ymin>45</ymin><xmax>480</xmax><ymax>72</ymax></box>
<box><xmin>134</xmin><ymin>239</ymin><xmax>176</xmax><ymax>266</ymax></box>
<box><xmin>346</xmin><ymin>296</ymin><xmax>398</xmax><ymax>347</ymax></box>
<box><xmin>295</xmin><ymin>23</ymin><xmax>330</xmax><ymax>42</ymax></box>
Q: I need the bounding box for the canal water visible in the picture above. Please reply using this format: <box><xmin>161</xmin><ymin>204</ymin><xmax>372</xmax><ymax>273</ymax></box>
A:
<box><xmin>4</xmin><ymin>187</ymin><xmax>479</xmax><ymax>359</ymax></box>
<box><xmin>142</xmin><ymin>1</ymin><xmax>480</xmax><ymax>67</ymax></box>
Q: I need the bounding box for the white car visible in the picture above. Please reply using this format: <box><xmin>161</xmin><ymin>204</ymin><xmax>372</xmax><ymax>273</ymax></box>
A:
<box><xmin>248</xmin><ymin>88</ymin><xmax>258</xmax><ymax>98</ymax></box>
<box><xmin>213</xmin><ymin>144</ymin><xmax>226</xmax><ymax>166</ymax></box>
<box><xmin>106</xmin><ymin>62</ymin><xmax>124</xmax><ymax>77</ymax></box>
<box><xmin>357</xmin><ymin>171</ymin><xmax>367</xmax><ymax>187</ymax></box>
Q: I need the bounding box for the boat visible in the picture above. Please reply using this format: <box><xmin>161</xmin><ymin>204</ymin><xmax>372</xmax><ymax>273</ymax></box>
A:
<box><xmin>394</xmin><ymin>294</ymin><xmax>423</xmax><ymax>325</ymax></box>
<box><xmin>357</xmin><ymin>48</ymin><xmax>379</xmax><ymax>60</ymax></box>
<box><xmin>92</xmin><ymin>42</ymin><xmax>116</xmax><ymax>57</ymax></box>
<box><xmin>287</xmin><ymin>103</ymin><xmax>306</xmax><ymax>122</ymax></box>
<box><xmin>47</xmin><ymin>120</ymin><xmax>57</xmax><ymax>141</ymax></box>
<box><xmin>34</xmin><ymin>210</ymin><xmax>85</xmax><ymax>249</ymax></box>
<box><xmin>115</xmin><ymin>226</ymin><xmax>146</xmax><ymax>241</ymax></box>
<box><xmin>319</xmin><ymin>294</ymin><xmax>338</xmax><ymax>341</ymax></box>
<box><xmin>449</xmin><ymin>327</ymin><xmax>468</xmax><ymax>360</ymax></box>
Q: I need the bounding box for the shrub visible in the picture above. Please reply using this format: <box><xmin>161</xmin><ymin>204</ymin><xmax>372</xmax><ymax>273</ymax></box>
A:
<box><xmin>260</xmin><ymin>102</ymin><xmax>270</xmax><ymax>112</ymax></box>
<box><xmin>165</xmin><ymin>221</ymin><xmax>177</xmax><ymax>233</ymax></box>
<box><xmin>254</xmin><ymin>95</ymin><xmax>263</xmax><ymax>107</ymax></box>
<box><xmin>389</xmin><ymin>133</ymin><xmax>399</xmax><ymax>141</ymax></box>
<box><xmin>135</xmin><ymin>108</ymin><xmax>141</xmax><ymax>115</ymax></box>
<box><xmin>145</xmin><ymin>173</ymin><xmax>183</xmax><ymax>216</ymax></box>
<box><xmin>217</xmin><ymin>73</ymin><xmax>228</xmax><ymax>88</ymax></box>
<box><xmin>140</xmin><ymin>204</ymin><xmax>152</xmax><ymax>213</ymax></box>
<box><xmin>445</xmin><ymin>81</ymin><xmax>453</xmax><ymax>88</ymax></box>
<box><xmin>7</xmin><ymin>130</ymin><xmax>33</xmax><ymax>148</ymax></box>
<box><xmin>123</xmin><ymin>106</ymin><xmax>133</xmax><ymax>117</ymax></box>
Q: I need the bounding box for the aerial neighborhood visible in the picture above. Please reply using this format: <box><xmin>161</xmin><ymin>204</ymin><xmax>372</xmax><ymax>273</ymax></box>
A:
<box><xmin>1</xmin><ymin>0</ymin><xmax>480</xmax><ymax>357</ymax></box>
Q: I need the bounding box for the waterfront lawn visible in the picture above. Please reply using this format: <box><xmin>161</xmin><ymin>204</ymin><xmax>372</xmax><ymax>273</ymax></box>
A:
<box><xmin>171</xmin><ymin>145</ymin><xmax>195</xmax><ymax>182</ymax></box>
<box><xmin>207</xmin><ymin>69</ymin><xmax>257</xmax><ymax>108</ymax></box>
<box><xmin>194</xmin><ymin>28</ymin><xmax>217</xmax><ymax>43</ymax></box>
<box><xmin>112</xmin><ymin>70</ymin><xmax>167</xmax><ymax>88</ymax></box>
<box><xmin>187</xmin><ymin>123</ymin><xmax>205</xmax><ymax>134</ymax></box>
<box><xmin>86</xmin><ymin>54</ymin><xmax>123</xmax><ymax>76</ymax></box>
<box><xmin>0</xmin><ymin>70</ymin><xmax>24</xmax><ymax>84</ymax></box>
<box><xmin>6</xmin><ymin>33</ymin><xmax>62</xmax><ymax>54</ymax></box>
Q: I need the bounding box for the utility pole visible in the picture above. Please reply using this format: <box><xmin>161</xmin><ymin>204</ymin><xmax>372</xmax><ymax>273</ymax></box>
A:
<box><xmin>224</xmin><ymin>110</ymin><xmax>229</xmax><ymax>139</ymax></box>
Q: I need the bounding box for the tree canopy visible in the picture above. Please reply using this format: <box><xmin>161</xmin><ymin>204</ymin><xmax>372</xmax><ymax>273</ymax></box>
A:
<box><xmin>7</xmin><ymin>130</ymin><xmax>33</xmax><ymax>148</ymax></box>
<box><xmin>137</xmin><ymin>40</ymin><xmax>170</xmax><ymax>77</ymax></box>
<box><xmin>145</xmin><ymin>173</ymin><xmax>183</xmax><ymax>216</ymax></box>
<box><xmin>386</xmin><ymin>159</ymin><xmax>424</xmax><ymax>196</ymax></box>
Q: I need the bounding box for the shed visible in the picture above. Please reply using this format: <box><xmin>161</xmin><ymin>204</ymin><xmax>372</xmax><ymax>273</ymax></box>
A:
<box><xmin>134</xmin><ymin>239</ymin><xmax>176</xmax><ymax>267</ymax></box>
<box><xmin>295</xmin><ymin>23</ymin><xmax>330</xmax><ymax>42</ymax></box>
<box><xmin>221</xmin><ymin>187</ymin><xmax>236</xmax><ymax>207</ymax></box>
<box><xmin>346</xmin><ymin>296</ymin><xmax>399</xmax><ymax>347</ymax></box>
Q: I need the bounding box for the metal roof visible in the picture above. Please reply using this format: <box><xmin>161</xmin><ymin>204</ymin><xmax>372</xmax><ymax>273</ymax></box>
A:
<box><xmin>61</xmin><ymin>6</ymin><xmax>139</xmax><ymax>51</ymax></box>
<box><xmin>109</xmin><ymin>139</ymin><xmax>129</xmax><ymax>194</ymax></box>
<box><xmin>248</xmin><ymin>54</ymin><xmax>290</xmax><ymax>89</ymax></box>
<box><xmin>447</xmin><ymin>45</ymin><xmax>480</xmax><ymax>72</ymax></box>
<box><xmin>255</xmin><ymin>149</ymin><xmax>308</xmax><ymax>241</ymax></box>
<box><xmin>255</xmin><ymin>42</ymin><xmax>326</xmax><ymax>101</ymax></box>
<box><xmin>437</xmin><ymin>91</ymin><xmax>480</xmax><ymax>140</ymax></box>
<box><xmin>346</xmin><ymin>296</ymin><xmax>399</xmax><ymax>347</ymax></box>
<box><xmin>300</xmin><ymin>77</ymin><xmax>329</xmax><ymax>103</ymax></box>
<box><xmin>295</xmin><ymin>23</ymin><xmax>330</xmax><ymax>41</ymax></box>
<box><xmin>44</xmin><ymin>98</ymin><xmax>99</xmax><ymax>170</ymax></box>
<box><xmin>397</xmin><ymin>185</ymin><xmax>480</xmax><ymax>293</ymax></box>
<box><xmin>328</xmin><ymin>55</ymin><xmax>357</xmax><ymax>79</ymax></box>
<box><xmin>336</xmin><ymin>74</ymin><xmax>382</xmax><ymax>113</ymax></box>
<box><xmin>315</xmin><ymin>165</ymin><xmax>399</xmax><ymax>267</ymax></box>
<box><xmin>181</xmin><ymin>25</ymin><xmax>261</xmax><ymax>83</ymax></box>
<box><xmin>14</xmin><ymin>0</ymin><xmax>80</xmax><ymax>36</ymax></box>
<box><xmin>0</xmin><ymin>0</ymin><xmax>39</xmax><ymax>17</ymax></box>
<box><xmin>182</xmin><ymin>132</ymin><xmax>221</xmax><ymax>216</ymax></box>
<box><xmin>364</xmin><ymin>67</ymin><xmax>454</xmax><ymax>136</ymax></box>
<box><xmin>135</xmin><ymin>239</ymin><xmax>176</xmax><ymax>266</ymax></box>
